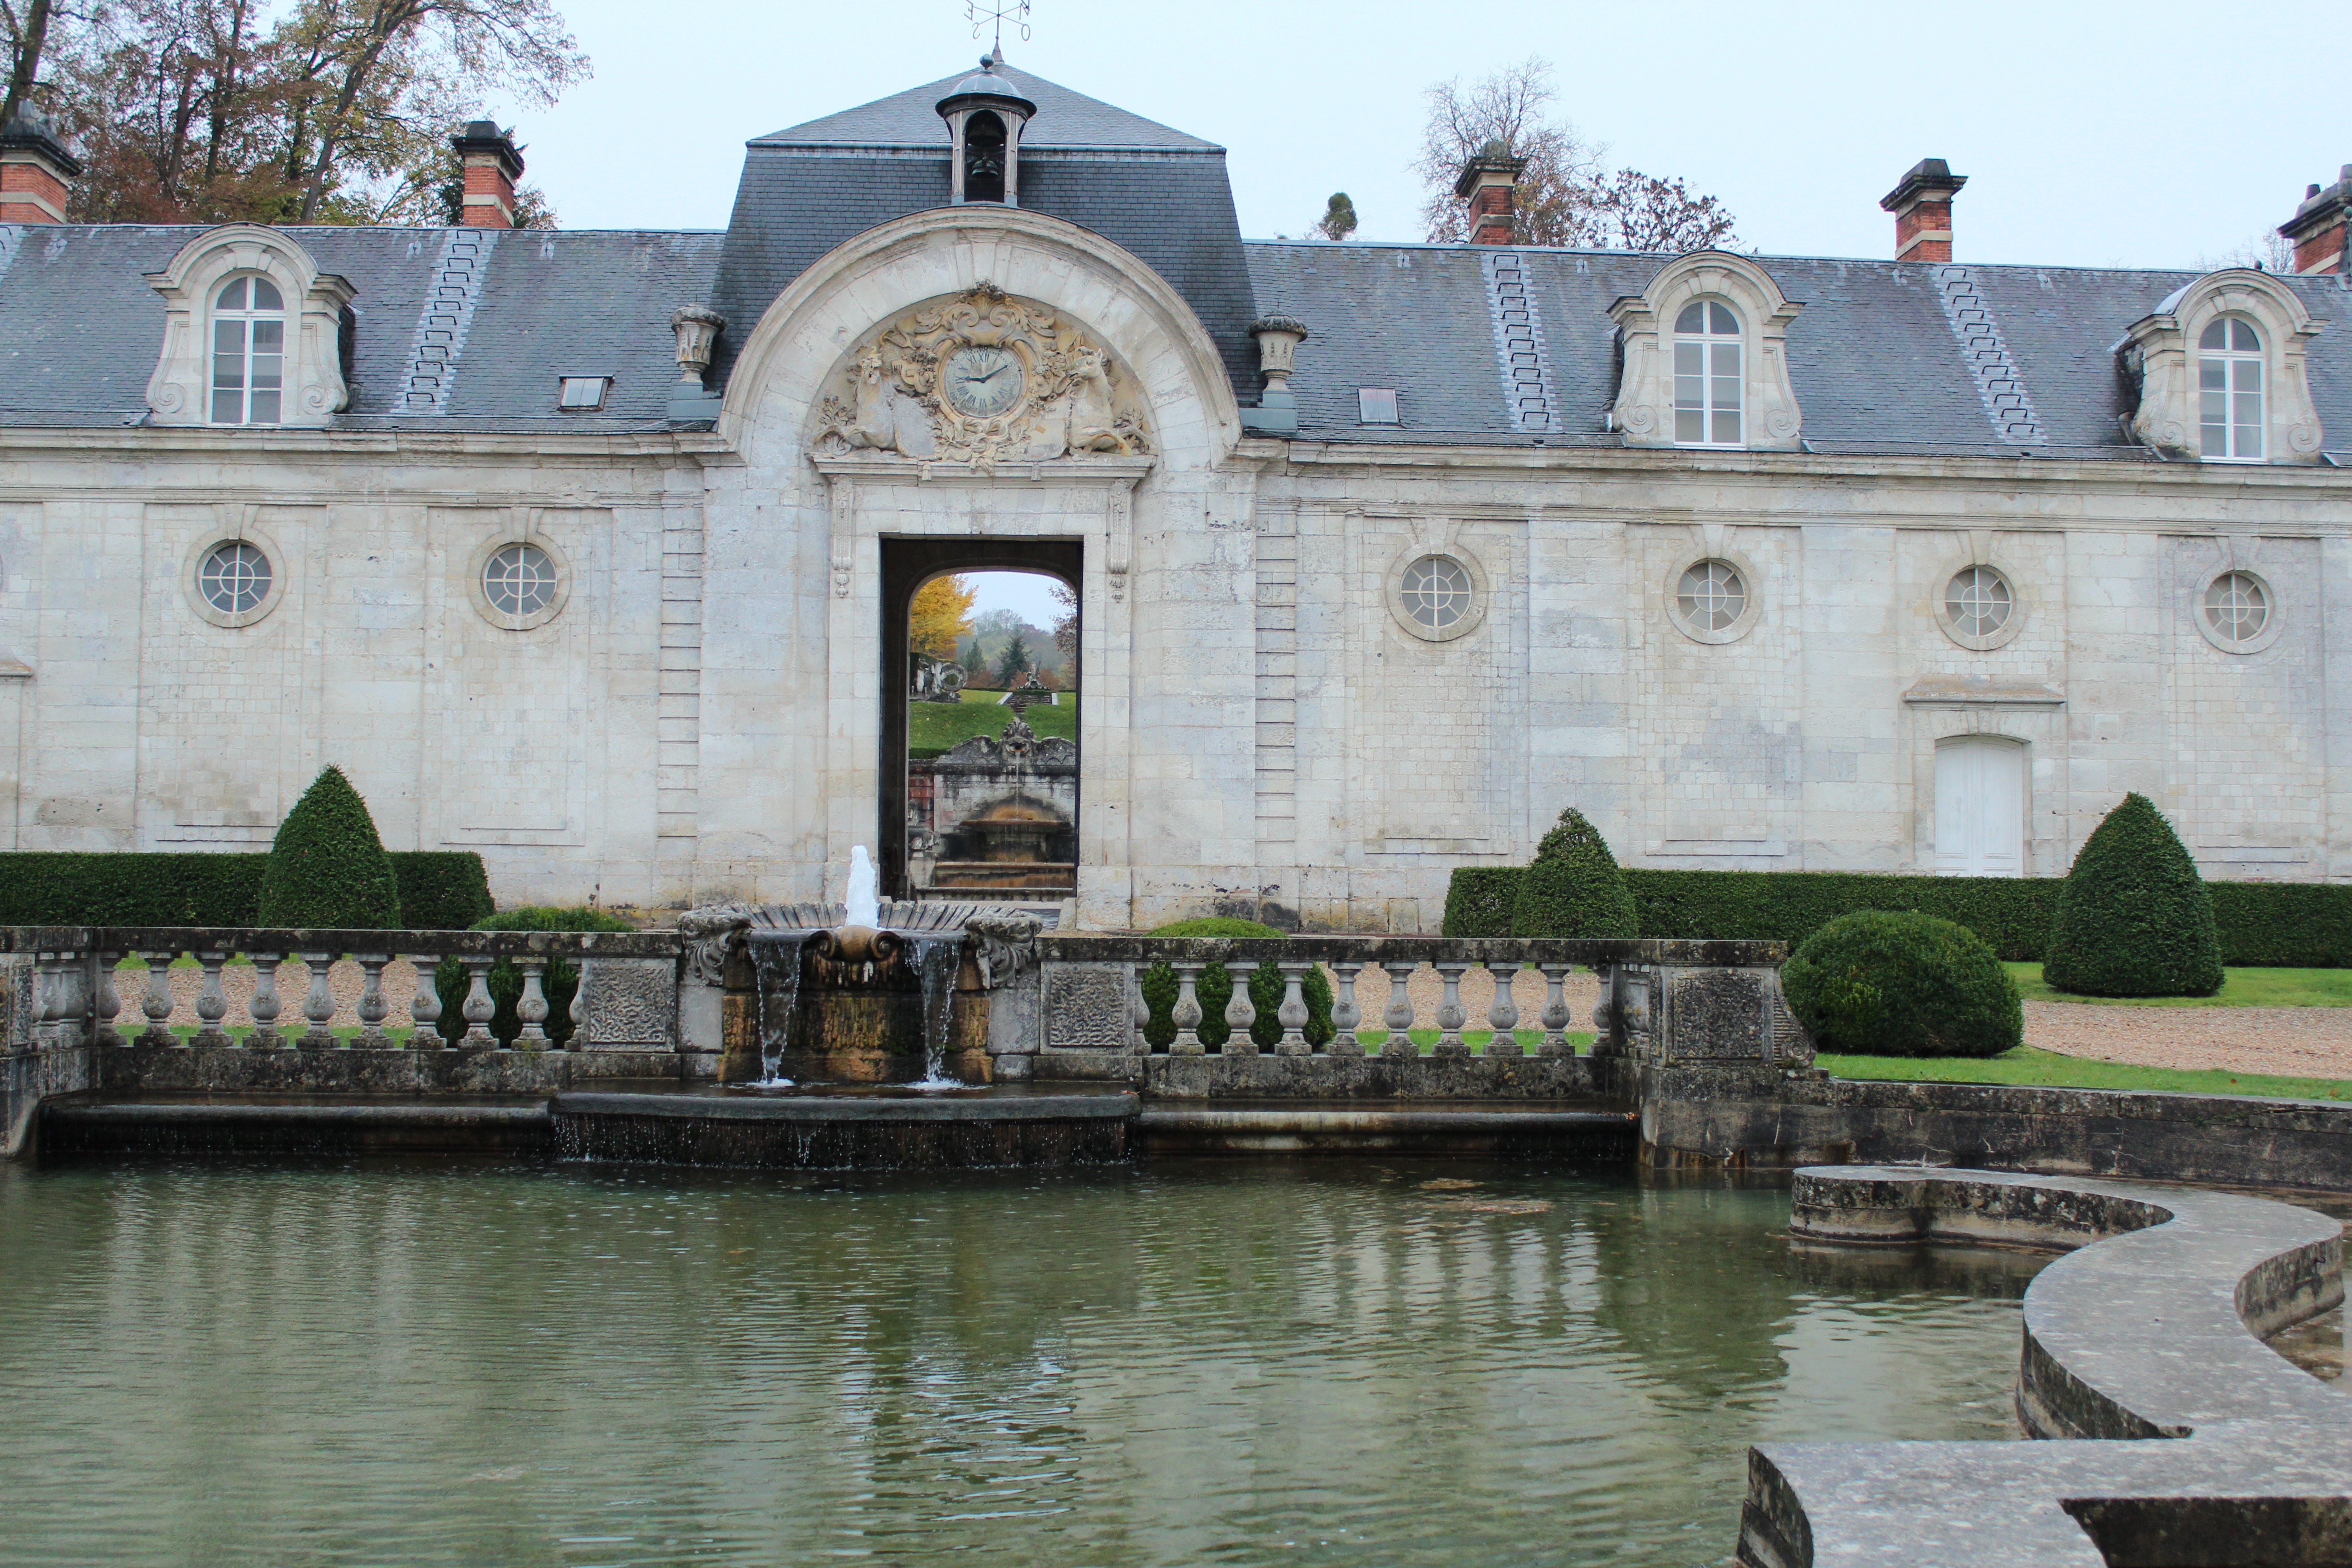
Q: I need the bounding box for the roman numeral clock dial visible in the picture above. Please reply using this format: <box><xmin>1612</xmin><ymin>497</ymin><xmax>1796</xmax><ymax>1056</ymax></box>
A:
<box><xmin>943</xmin><ymin>345</ymin><xmax>1023</xmax><ymax>418</ymax></box>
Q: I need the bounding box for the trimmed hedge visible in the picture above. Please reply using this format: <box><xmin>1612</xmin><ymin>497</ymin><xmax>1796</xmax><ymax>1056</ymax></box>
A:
<box><xmin>435</xmin><ymin>906</ymin><xmax>637</xmax><ymax>1048</ymax></box>
<box><xmin>1512</xmin><ymin>808</ymin><xmax>1638</xmax><ymax>938</ymax></box>
<box><xmin>0</xmin><ymin>850</ymin><xmax>493</xmax><ymax>929</ymax></box>
<box><xmin>257</xmin><ymin>765</ymin><xmax>402</xmax><ymax>929</ymax></box>
<box><xmin>1138</xmin><ymin>919</ymin><xmax>1336</xmax><ymax>1050</ymax></box>
<box><xmin>1441</xmin><ymin>863</ymin><xmax>2352</xmax><ymax>968</ymax></box>
<box><xmin>1782</xmin><ymin>910</ymin><xmax>2022</xmax><ymax>1058</ymax></box>
<box><xmin>2045</xmin><ymin>793</ymin><xmax>2222</xmax><ymax>998</ymax></box>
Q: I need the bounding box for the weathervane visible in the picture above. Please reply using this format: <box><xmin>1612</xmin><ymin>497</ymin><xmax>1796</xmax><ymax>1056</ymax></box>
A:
<box><xmin>966</xmin><ymin>0</ymin><xmax>1031</xmax><ymax>53</ymax></box>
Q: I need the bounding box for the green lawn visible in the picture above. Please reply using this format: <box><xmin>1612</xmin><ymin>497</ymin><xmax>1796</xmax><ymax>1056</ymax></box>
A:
<box><xmin>1818</xmin><ymin>1043</ymin><xmax>2352</xmax><ymax>1102</ymax></box>
<box><xmin>2007</xmin><ymin>962</ymin><xmax>2352</xmax><ymax>1008</ymax></box>
<box><xmin>908</xmin><ymin>689</ymin><xmax>1079</xmax><ymax>759</ymax></box>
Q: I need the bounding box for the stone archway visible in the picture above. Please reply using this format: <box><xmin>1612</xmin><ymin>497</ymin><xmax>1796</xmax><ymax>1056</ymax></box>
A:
<box><xmin>881</xmin><ymin>538</ymin><xmax>1083</xmax><ymax>902</ymax></box>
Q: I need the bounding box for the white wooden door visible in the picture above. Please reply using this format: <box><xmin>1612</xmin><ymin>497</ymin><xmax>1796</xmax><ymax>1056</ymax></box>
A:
<box><xmin>1934</xmin><ymin>737</ymin><xmax>2024</xmax><ymax>877</ymax></box>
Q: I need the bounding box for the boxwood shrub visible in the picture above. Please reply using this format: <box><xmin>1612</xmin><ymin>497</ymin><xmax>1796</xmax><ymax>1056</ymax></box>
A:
<box><xmin>256</xmin><ymin>765</ymin><xmax>403</xmax><ymax>929</ymax></box>
<box><xmin>0</xmin><ymin>849</ymin><xmax>492</xmax><ymax>929</ymax></box>
<box><xmin>1782</xmin><ymin>910</ymin><xmax>2022</xmax><ymax>1058</ymax></box>
<box><xmin>1138</xmin><ymin>918</ymin><xmax>1335</xmax><ymax>1050</ymax></box>
<box><xmin>1511</xmin><ymin>808</ymin><xmax>1637</xmax><ymax>938</ymax></box>
<box><xmin>2044</xmin><ymin>793</ymin><xmax>2223</xmax><ymax>997</ymax></box>
<box><xmin>1443</xmin><ymin>863</ymin><xmax>2352</xmax><ymax>967</ymax></box>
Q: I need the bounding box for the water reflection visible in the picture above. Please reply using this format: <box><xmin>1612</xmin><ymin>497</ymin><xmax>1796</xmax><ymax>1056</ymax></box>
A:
<box><xmin>0</xmin><ymin>1159</ymin><xmax>2027</xmax><ymax>1567</ymax></box>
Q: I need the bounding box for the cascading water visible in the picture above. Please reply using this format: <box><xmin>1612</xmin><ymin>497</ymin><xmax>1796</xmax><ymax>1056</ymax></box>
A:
<box><xmin>748</xmin><ymin>932</ymin><xmax>814</xmax><ymax>1084</ymax></box>
<box><xmin>906</xmin><ymin>934</ymin><xmax>964</xmax><ymax>1087</ymax></box>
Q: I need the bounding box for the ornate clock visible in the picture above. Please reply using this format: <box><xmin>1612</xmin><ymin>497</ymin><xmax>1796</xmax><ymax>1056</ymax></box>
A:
<box><xmin>941</xmin><ymin>345</ymin><xmax>1024</xmax><ymax>418</ymax></box>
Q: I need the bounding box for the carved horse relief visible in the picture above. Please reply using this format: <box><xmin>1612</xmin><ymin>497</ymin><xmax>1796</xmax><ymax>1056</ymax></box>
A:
<box><xmin>815</xmin><ymin>284</ymin><xmax>1152</xmax><ymax>468</ymax></box>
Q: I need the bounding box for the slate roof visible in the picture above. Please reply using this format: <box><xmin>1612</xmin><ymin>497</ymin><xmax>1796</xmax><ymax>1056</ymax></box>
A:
<box><xmin>1245</xmin><ymin>241</ymin><xmax>2352</xmax><ymax>456</ymax></box>
<box><xmin>753</xmin><ymin>64</ymin><xmax>1219</xmax><ymax>151</ymax></box>
<box><xmin>0</xmin><ymin>223</ymin><xmax>721</xmax><ymax>431</ymax></box>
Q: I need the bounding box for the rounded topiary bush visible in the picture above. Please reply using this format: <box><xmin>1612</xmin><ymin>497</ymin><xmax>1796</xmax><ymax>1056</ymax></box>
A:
<box><xmin>1140</xmin><ymin>918</ymin><xmax>1334</xmax><ymax>1050</ymax></box>
<box><xmin>435</xmin><ymin>905</ymin><xmax>637</xmax><ymax>1047</ymax></box>
<box><xmin>256</xmin><ymin>764</ymin><xmax>402</xmax><ymax>930</ymax></box>
<box><xmin>1782</xmin><ymin>910</ymin><xmax>2021</xmax><ymax>1058</ymax></box>
<box><xmin>1511</xmin><ymin>807</ymin><xmax>1637</xmax><ymax>938</ymax></box>
<box><xmin>2043</xmin><ymin>792</ymin><xmax>2222</xmax><ymax>998</ymax></box>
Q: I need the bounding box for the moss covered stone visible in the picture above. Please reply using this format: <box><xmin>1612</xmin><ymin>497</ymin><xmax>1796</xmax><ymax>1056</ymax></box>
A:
<box><xmin>255</xmin><ymin>765</ymin><xmax>402</xmax><ymax>930</ymax></box>
<box><xmin>2044</xmin><ymin>792</ymin><xmax>2223</xmax><ymax>998</ymax></box>
<box><xmin>1782</xmin><ymin>910</ymin><xmax>2021</xmax><ymax>1058</ymax></box>
<box><xmin>1510</xmin><ymin>808</ymin><xmax>1637</xmax><ymax>939</ymax></box>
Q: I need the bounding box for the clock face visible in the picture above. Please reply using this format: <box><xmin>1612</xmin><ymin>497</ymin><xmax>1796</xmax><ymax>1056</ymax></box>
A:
<box><xmin>943</xmin><ymin>345</ymin><xmax>1023</xmax><ymax>418</ymax></box>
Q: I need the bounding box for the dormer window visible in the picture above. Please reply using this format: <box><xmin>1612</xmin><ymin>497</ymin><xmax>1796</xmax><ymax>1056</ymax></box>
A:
<box><xmin>210</xmin><ymin>276</ymin><xmax>286</xmax><ymax>426</ymax></box>
<box><xmin>1673</xmin><ymin>299</ymin><xmax>1742</xmax><ymax>446</ymax></box>
<box><xmin>2199</xmin><ymin>317</ymin><xmax>2264</xmax><ymax>461</ymax></box>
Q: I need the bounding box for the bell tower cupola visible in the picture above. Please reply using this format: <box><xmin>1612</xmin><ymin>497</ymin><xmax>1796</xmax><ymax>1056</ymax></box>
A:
<box><xmin>936</xmin><ymin>49</ymin><xmax>1037</xmax><ymax>206</ymax></box>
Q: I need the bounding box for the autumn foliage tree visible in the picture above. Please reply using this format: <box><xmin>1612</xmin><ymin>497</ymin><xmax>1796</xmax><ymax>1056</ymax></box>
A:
<box><xmin>10</xmin><ymin>0</ymin><xmax>584</xmax><ymax>225</ymax></box>
<box><xmin>1417</xmin><ymin>57</ymin><xmax>1735</xmax><ymax>252</ymax></box>
<box><xmin>908</xmin><ymin>573</ymin><xmax>976</xmax><ymax>660</ymax></box>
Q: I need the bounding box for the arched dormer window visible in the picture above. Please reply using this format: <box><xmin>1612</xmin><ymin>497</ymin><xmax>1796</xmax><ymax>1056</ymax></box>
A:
<box><xmin>210</xmin><ymin>275</ymin><xmax>286</xmax><ymax>425</ymax></box>
<box><xmin>1673</xmin><ymin>299</ymin><xmax>1742</xmax><ymax>446</ymax></box>
<box><xmin>1608</xmin><ymin>251</ymin><xmax>1803</xmax><ymax>451</ymax></box>
<box><xmin>144</xmin><ymin>224</ymin><xmax>354</xmax><ymax>429</ymax></box>
<box><xmin>2197</xmin><ymin>317</ymin><xmax>2263</xmax><ymax>461</ymax></box>
<box><xmin>2122</xmin><ymin>270</ymin><xmax>2323</xmax><ymax>462</ymax></box>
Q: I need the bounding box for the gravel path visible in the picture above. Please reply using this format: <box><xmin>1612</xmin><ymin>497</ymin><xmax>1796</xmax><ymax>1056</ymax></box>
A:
<box><xmin>2024</xmin><ymin>1000</ymin><xmax>2352</xmax><ymax>1080</ymax></box>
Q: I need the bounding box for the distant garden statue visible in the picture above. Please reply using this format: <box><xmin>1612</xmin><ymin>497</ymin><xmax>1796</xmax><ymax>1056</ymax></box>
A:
<box><xmin>255</xmin><ymin>764</ymin><xmax>403</xmax><ymax>930</ymax></box>
<box><xmin>1510</xmin><ymin>807</ymin><xmax>1637</xmax><ymax>938</ymax></box>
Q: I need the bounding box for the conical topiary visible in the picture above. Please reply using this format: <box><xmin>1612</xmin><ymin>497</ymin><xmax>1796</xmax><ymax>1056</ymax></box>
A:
<box><xmin>255</xmin><ymin>764</ymin><xmax>403</xmax><ymax>930</ymax></box>
<box><xmin>1510</xmin><ymin>808</ymin><xmax>1637</xmax><ymax>938</ymax></box>
<box><xmin>2043</xmin><ymin>792</ymin><xmax>2222</xmax><ymax>998</ymax></box>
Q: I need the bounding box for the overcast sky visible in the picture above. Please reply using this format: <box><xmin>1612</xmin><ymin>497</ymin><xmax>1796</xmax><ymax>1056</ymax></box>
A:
<box><xmin>500</xmin><ymin>0</ymin><xmax>2345</xmax><ymax>270</ymax></box>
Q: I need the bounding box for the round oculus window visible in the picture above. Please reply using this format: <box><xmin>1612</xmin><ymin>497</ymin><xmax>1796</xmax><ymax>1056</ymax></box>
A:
<box><xmin>1400</xmin><ymin>554</ymin><xmax>1472</xmax><ymax>632</ymax></box>
<box><xmin>198</xmin><ymin>541</ymin><xmax>271</xmax><ymax>614</ymax></box>
<box><xmin>2204</xmin><ymin>570</ymin><xmax>2270</xmax><ymax>644</ymax></box>
<box><xmin>1676</xmin><ymin>560</ymin><xmax>1746</xmax><ymax>632</ymax></box>
<box><xmin>484</xmin><ymin>542</ymin><xmax>557</xmax><ymax>618</ymax></box>
<box><xmin>1945</xmin><ymin>566</ymin><xmax>2013</xmax><ymax>638</ymax></box>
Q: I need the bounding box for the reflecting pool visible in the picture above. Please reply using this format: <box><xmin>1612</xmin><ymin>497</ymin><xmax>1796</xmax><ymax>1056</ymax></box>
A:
<box><xmin>0</xmin><ymin>1159</ymin><xmax>2032</xmax><ymax>1566</ymax></box>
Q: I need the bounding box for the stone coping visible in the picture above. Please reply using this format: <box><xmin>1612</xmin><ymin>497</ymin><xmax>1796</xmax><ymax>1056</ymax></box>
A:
<box><xmin>1743</xmin><ymin>1166</ymin><xmax>2352</xmax><ymax>1568</ymax></box>
<box><xmin>554</xmin><ymin>1088</ymin><xmax>1139</xmax><ymax>1123</ymax></box>
<box><xmin>3</xmin><ymin>925</ymin><xmax>685</xmax><ymax>958</ymax></box>
<box><xmin>1042</xmin><ymin>933</ymin><xmax>1787</xmax><ymax>965</ymax></box>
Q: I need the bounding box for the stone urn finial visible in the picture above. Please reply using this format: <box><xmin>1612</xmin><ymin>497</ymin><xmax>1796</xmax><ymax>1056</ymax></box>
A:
<box><xmin>671</xmin><ymin>304</ymin><xmax>725</xmax><ymax>385</ymax></box>
<box><xmin>1249</xmin><ymin>314</ymin><xmax>1308</xmax><ymax>401</ymax></box>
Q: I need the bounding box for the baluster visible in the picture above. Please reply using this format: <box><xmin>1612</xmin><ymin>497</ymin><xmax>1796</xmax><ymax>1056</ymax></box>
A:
<box><xmin>1485</xmin><ymin>961</ymin><xmax>1523</xmax><ymax>1058</ymax></box>
<box><xmin>137</xmin><ymin>949</ymin><xmax>178</xmax><ymax>1048</ymax></box>
<box><xmin>515</xmin><ymin>956</ymin><xmax>551</xmax><ymax>1048</ymax></box>
<box><xmin>1274</xmin><ymin>960</ymin><xmax>1310</xmax><ymax>1056</ymax></box>
<box><xmin>459</xmin><ymin>956</ymin><xmax>498</xmax><ymax>1049</ymax></box>
<box><xmin>1170</xmin><ymin>960</ymin><xmax>1206</xmax><ymax>1056</ymax></box>
<box><xmin>93</xmin><ymin>951</ymin><xmax>123</xmax><ymax>1048</ymax></box>
<box><xmin>1380</xmin><ymin>962</ymin><xmax>1416</xmax><ymax>1058</ymax></box>
<box><xmin>570</xmin><ymin>960</ymin><xmax>589</xmax><ymax>1042</ymax></box>
<box><xmin>245</xmin><ymin>952</ymin><xmax>284</xmax><ymax>1047</ymax></box>
<box><xmin>298</xmin><ymin>951</ymin><xmax>338</xmax><ymax>1048</ymax></box>
<box><xmin>407</xmin><ymin>954</ymin><xmax>445</xmax><ymax>1047</ymax></box>
<box><xmin>1130</xmin><ymin>962</ymin><xmax>1152</xmax><ymax>1052</ymax></box>
<box><xmin>1432</xmin><ymin>961</ymin><xmax>1471</xmax><ymax>1057</ymax></box>
<box><xmin>1537</xmin><ymin>962</ymin><xmax>1573</xmax><ymax>1056</ymax></box>
<box><xmin>353</xmin><ymin>955</ymin><xmax>391</xmax><ymax>1049</ymax></box>
<box><xmin>35</xmin><ymin>951</ymin><xmax>65</xmax><ymax>1045</ymax></box>
<box><xmin>193</xmin><ymin>952</ymin><xmax>230</xmax><ymax>1047</ymax></box>
<box><xmin>1328</xmin><ymin>960</ymin><xmax>1364</xmax><ymax>1057</ymax></box>
<box><xmin>1221</xmin><ymin>961</ymin><xmax>1257</xmax><ymax>1056</ymax></box>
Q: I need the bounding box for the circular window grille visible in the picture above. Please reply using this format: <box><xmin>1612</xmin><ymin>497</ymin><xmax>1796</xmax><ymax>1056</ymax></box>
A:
<box><xmin>483</xmin><ymin>543</ymin><xmax>557</xmax><ymax>618</ymax></box>
<box><xmin>1945</xmin><ymin>566</ymin><xmax>2013</xmax><ymax>638</ymax></box>
<box><xmin>2204</xmin><ymin>571</ymin><xmax>2270</xmax><ymax>644</ymax></box>
<box><xmin>1676</xmin><ymin>560</ymin><xmax>1746</xmax><ymax>632</ymax></box>
<box><xmin>1400</xmin><ymin>554</ymin><xmax>1472</xmax><ymax>632</ymax></box>
<box><xmin>197</xmin><ymin>541</ymin><xmax>271</xmax><ymax>614</ymax></box>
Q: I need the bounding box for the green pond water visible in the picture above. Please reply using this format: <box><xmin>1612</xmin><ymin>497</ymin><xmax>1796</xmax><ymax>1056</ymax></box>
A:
<box><xmin>0</xmin><ymin>1158</ymin><xmax>2033</xmax><ymax>1567</ymax></box>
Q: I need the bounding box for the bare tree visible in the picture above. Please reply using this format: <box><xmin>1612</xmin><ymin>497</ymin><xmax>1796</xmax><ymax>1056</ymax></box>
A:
<box><xmin>2195</xmin><ymin>227</ymin><xmax>2295</xmax><ymax>274</ymax></box>
<box><xmin>1416</xmin><ymin>56</ymin><xmax>1736</xmax><ymax>252</ymax></box>
<box><xmin>0</xmin><ymin>0</ymin><xmax>62</xmax><ymax>122</ymax></box>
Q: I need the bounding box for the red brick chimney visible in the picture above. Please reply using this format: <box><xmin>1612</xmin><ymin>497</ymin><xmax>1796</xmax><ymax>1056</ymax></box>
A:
<box><xmin>2279</xmin><ymin>166</ymin><xmax>2352</xmax><ymax>275</ymax></box>
<box><xmin>450</xmin><ymin>120</ymin><xmax>523</xmax><ymax>228</ymax></box>
<box><xmin>1880</xmin><ymin>158</ymin><xmax>1967</xmax><ymax>263</ymax></box>
<box><xmin>0</xmin><ymin>114</ymin><xmax>80</xmax><ymax>225</ymax></box>
<box><xmin>1454</xmin><ymin>141</ymin><xmax>1527</xmax><ymax>245</ymax></box>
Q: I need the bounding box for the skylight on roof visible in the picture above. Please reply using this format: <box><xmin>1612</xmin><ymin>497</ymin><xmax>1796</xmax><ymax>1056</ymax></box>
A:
<box><xmin>1358</xmin><ymin>388</ymin><xmax>1399</xmax><ymax>425</ymax></box>
<box><xmin>558</xmin><ymin>376</ymin><xmax>610</xmax><ymax>412</ymax></box>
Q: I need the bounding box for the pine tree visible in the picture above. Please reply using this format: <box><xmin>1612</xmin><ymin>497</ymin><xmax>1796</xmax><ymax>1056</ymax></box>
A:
<box><xmin>995</xmin><ymin>629</ymin><xmax>1031</xmax><ymax>687</ymax></box>
<box><xmin>255</xmin><ymin>764</ymin><xmax>403</xmax><ymax>929</ymax></box>
<box><xmin>2043</xmin><ymin>792</ymin><xmax>2223</xmax><ymax>997</ymax></box>
<box><xmin>1510</xmin><ymin>808</ymin><xmax>1637</xmax><ymax>938</ymax></box>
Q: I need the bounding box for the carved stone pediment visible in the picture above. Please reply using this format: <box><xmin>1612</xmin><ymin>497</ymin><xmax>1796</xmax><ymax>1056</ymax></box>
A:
<box><xmin>812</xmin><ymin>283</ymin><xmax>1153</xmax><ymax>469</ymax></box>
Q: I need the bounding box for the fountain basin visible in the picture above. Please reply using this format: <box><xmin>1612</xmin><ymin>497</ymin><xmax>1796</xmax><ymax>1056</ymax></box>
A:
<box><xmin>551</xmin><ymin>1085</ymin><xmax>1138</xmax><ymax>1169</ymax></box>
